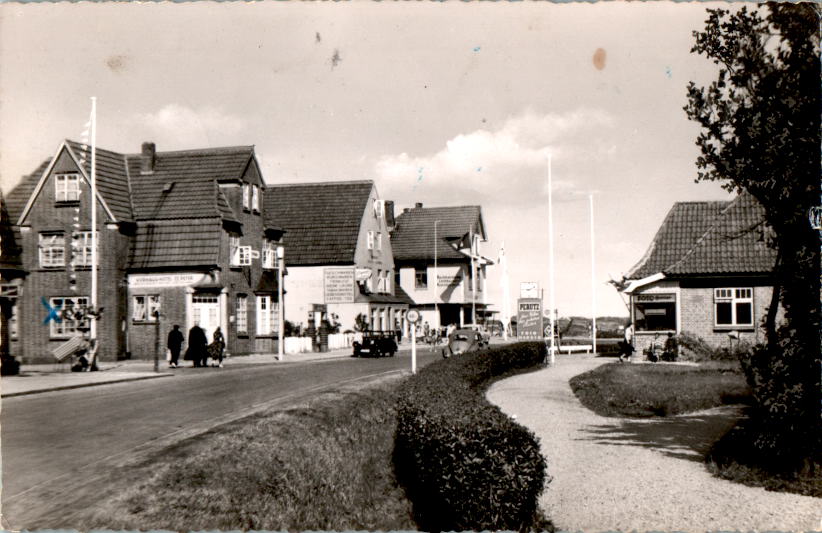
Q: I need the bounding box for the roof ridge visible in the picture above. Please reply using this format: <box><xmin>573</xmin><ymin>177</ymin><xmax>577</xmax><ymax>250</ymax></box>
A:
<box><xmin>267</xmin><ymin>179</ymin><xmax>374</xmax><ymax>187</ymax></box>
<box><xmin>127</xmin><ymin>145</ymin><xmax>255</xmax><ymax>157</ymax></box>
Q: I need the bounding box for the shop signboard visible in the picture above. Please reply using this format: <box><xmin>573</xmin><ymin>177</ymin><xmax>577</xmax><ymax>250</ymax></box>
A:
<box><xmin>324</xmin><ymin>267</ymin><xmax>355</xmax><ymax>303</ymax></box>
<box><xmin>635</xmin><ymin>293</ymin><xmax>676</xmax><ymax>303</ymax></box>
<box><xmin>437</xmin><ymin>273</ymin><xmax>461</xmax><ymax>287</ymax></box>
<box><xmin>517</xmin><ymin>298</ymin><xmax>543</xmax><ymax>340</ymax></box>
<box><xmin>128</xmin><ymin>273</ymin><xmax>209</xmax><ymax>288</ymax></box>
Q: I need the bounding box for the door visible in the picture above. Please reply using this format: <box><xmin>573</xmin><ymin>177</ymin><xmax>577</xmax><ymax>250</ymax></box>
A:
<box><xmin>192</xmin><ymin>295</ymin><xmax>220</xmax><ymax>343</ymax></box>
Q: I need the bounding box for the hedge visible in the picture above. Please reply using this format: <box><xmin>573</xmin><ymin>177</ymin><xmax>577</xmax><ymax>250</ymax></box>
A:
<box><xmin>393</xmin><ymin>342</ymin><xmax>549</xmax><ymax>532</ymax></box>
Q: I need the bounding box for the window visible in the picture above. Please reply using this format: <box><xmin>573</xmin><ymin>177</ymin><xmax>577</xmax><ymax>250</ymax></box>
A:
<box><xmin>714</xmin><ymin>288</ymin><xmax>753</xmax><ymax>327</ymax></box>
<box><xmin>373</xmin><ymin>199</ymin><xmax>384</xmax><ymax>218</ymax></box>
<box><xmin>229</xmin><ymin>235</ymin><xmax>252</xmax><ymax>266</ymax></box>
<box><xmin>378</xmin><ymin>270</ymin><xmax>390</xmax><ymax>293</ymax></box>
<box><xmin>252</xmin><ymin>185</ymin><xmax>260</xmax><ymax>213</ymax></box>
<box><xmin>50</xmin><ymin>296</ymin><xmax>89</xmax><ymax>338</ymax></box>
<box><xmin>10</xmin><ymin>301</ymin><xmax>17</xmax><ymax>339</ymax></box>
<box><xmin>257</xmin><ymin>295</ymin><xmax>279</xmax><ymax>335</ymax></box>
<box><xmin>242</xmin><ymin>184</ymin><xmax>250</xmax><ymax>210</ymax></box>
<box><xmin>377</xmin><ymin>232</ymin><xmax>383</xmax><ymax>251</ymax></box>
<box><xmin>71</xmin><ymin>231</ymin><xmax>96</xmax><ymax>267</ymax></box>
<box><xmin>236</xmin><ymin>294</ymin><xmax>248</xmax><ymax>334</ymax></box>
<box><xmin>367</xmin><ymin>231</ymin><xmax>375</xmax><ymax>250</ymax></box>
<box><xmin>633</xmin><ymin>293</ymin><xmax>677</xmax><ymax>331</ymax></box>
<box><xmin>39</xmin><ymin>233</ymin><xmax>65</xmax><ymax>268</ymax></box>
<box><xmin>261</xmin><ymin>239</ymin><xmax>276</xmax><ymax>269</ymax></box>
<box><xmin>133</xmin><ymin>295</ymin><xmax>161</xmax><ymax>322</ymax></box>
<box><xmin>55</xmin><ymin>173</ymin><xmax>81</xmax><ymax>202</ymax></box>
<box><xmin>415</xmin><ymin>267</ymin><xmax>428</xmax><ymax>289</ymax></box>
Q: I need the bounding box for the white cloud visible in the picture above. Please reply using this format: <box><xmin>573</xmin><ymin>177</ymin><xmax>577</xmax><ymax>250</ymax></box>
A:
<box><xmin>132</xmin><ymin>104</ymin><xmax>247</xmax><ymax>149</ymax></box>
<box><xmin>374</xmin><ymin>109</ymin><xmax>615</xmax><ymax>206</ymax></box>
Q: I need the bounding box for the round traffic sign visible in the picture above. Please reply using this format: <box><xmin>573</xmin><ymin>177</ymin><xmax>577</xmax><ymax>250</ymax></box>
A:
<box><xmin>407</xmin><ymin>309</ymin><xmax>420</xmax><ymax>323</ymax></box>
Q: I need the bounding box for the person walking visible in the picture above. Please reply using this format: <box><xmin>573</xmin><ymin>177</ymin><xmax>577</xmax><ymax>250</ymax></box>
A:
<box><xmin>185</xmin><ymin>323</ymin><xmax>208</xmax><ymax>368</ymax></box>
<box><xmin>209</xmin><ymin>326</ymin><xmax>226</xmax><ymax>368</ymax></box>
<box><xmin>618</xmin><ymin>322</ymin><xmax>635</xmax><ymax>363</ymax></box>
<box><xmin>167</xmin><ymin>324</ymin><xmax>184</xmax><ymax>368</ymax></box>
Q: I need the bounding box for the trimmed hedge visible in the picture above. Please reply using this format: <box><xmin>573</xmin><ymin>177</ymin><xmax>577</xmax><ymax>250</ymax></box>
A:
<box><xmin>394</xmin><ymin>342</ymin><xmax>549</xmax><ymax>532</ymax></box>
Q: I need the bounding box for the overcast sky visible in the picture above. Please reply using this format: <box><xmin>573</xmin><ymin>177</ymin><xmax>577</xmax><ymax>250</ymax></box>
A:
<box><xmin>0</xmin><ymin>1</ymin><xmax>735</xmax><ymax>319</ymax></box>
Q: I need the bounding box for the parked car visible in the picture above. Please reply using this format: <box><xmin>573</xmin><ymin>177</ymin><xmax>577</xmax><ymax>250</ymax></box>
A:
<box><xmin>442</xmin><ymin>328</ymin><xmax>485</xmax><ymax>359</ymax></box>
<box><xmin>352</xmin><ymin>331</ymin><xmax>398</xmax><ymax>358</ymax></box>
<box><xmin>461</xmin><ymin>324</ymin><xmax>491</xmax><ymax>346</ymax></box>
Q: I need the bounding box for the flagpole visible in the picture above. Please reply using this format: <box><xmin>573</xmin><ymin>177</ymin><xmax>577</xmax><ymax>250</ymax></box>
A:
<box><xmin>500</xmin><ymin>242</ymin><xmax>509</xmax><ymax>341</ymax></box>
<box><xmin>548</xmin><ymin>155</ymin><xmax>556</xmax><ymax>364</ymax></box>
<box><xmin>90</xmin><ymin>96</ymin><xmax>98</xmax><ymax>344</ymax></box>
<box><xmin>590</xmin><ymin>194</ymin><xmax>596</xmax><ymax>355</ymax></box>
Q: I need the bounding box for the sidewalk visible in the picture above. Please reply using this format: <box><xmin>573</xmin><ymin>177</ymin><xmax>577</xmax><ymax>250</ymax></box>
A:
<box><xmin>2</xmin><ymin>344</ymin><xmax>358</xmax><ymax>398</ymax></box>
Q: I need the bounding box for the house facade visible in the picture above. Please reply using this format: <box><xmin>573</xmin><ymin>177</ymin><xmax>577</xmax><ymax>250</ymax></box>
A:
<box><xmin>263</xmin><ymin>181</ymin><xmax>411</xmax><ymax>336</ymax></box>
<box><xmin>390</xmin><ymin>203</ymin><xmax>493</xmax><ymax>332</ymax></box>
<box><xmin>622</xmin><ymin>192</ymin><xmax>779</xmax><ymax>355</ymax></box>
<box><xmin>6</xmin><ymin>140</ymin><xmax>284</xmax><ymax>363</ymax></box>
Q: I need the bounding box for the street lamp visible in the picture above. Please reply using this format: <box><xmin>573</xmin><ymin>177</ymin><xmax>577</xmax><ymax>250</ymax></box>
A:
<box><xmin>434</xmin><ymin>220</ymin><xmax>441</xmax><ymax>332</ymax></box>
<box><xmin>277</xmin><ymin>245</ymin><xmax>285</xmax><ymax>361</ymax></box>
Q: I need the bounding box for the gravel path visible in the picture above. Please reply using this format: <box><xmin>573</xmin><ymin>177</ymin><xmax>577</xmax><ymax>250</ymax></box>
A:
<box><xmin>487</xmin><ymin>353</ymin><xmax>821</xmax><ymax>532</ymax></box>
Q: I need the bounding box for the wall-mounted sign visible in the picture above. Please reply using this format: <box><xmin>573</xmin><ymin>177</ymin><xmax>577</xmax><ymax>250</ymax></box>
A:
<box><xmin>517</xmin><ymin>298</ymin><xmax>543</xmax><ymax>340</ymax></box>
<box><xmin>324</xmin><ymin>267</ymin><xmax>356</xmax><ymax>303</ymax></box>
<box><xmin>635</xmin><ymin>293</ymin><xmax>676</xmax><ymax>303</ymax></box>
<box><xmin>437</xmin><ymin>273</ymin><xmax>461</xmax><ymax>287</ymax></box>
<box><xmin>520</xmin><ymin>282</ymin><xmax>538</xmax><ymax>299</ymax></box>
<box><xmin>128</xmin><ymin>273</ymin><xmax>209</xmax><ymax>288</ymax></box>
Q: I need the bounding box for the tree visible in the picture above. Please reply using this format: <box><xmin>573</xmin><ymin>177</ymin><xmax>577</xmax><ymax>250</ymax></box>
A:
<box><xmin>684</xmin><ymin>3</ymin><xmax>820</xmax><ymax>465</ymax></box>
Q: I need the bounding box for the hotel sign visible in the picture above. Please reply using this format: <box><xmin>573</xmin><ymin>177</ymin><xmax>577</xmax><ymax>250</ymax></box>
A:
<box><xmin>324</xmin><ymin>267</ymin><xmax>356</xmax><ymax>304</ymax></box>
<box><xmin>128</xmin><ymin>273</ymin><xmax>209</xmax><ymax>288</ymax></box>
<box><xmin>517</xmin><ymin>298</ymin><xmax>543</xmax><ymax>340</ymax></box>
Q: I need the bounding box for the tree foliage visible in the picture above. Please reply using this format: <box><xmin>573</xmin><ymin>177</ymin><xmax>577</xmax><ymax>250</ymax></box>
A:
<box><xmin>684</xmin><ymin>3</ymin><xmax>820</xmax><ymax>463</ymax></box>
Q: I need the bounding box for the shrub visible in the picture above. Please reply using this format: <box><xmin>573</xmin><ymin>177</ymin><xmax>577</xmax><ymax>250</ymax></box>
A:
<box><xmin>394</xmin><ymin>342</ymin><xmax>549</xmax><ymax>532</ymax></box>
<box><xmin>677</xmin><ymin>331</ymin><xmax>751</xmax><ymax>362</ymax></box>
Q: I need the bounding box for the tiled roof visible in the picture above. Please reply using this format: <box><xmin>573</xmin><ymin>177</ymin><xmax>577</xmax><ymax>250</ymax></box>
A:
<box><xmin>392</xmin><ymin>284</ymin><xmax>416</xmax><ymax>305</ymax></box>
<box><xmin>667</xmin><ymin>192</ymin><xmax>776</xmax><ymax>276</ymax></box>
<box><xmin>66</xmin><ymin>140</ymin><xmax>134</xmax><ymax>222</ymax></box>
<box><xmin>129</xmin><ymin>218</ymin><xmax>223</xmax><ymax>269</ymax></box>
<box><xmin>391</xmin><ymin>205</ymin><xmax>484</xmax><ymax>262</ymax></box>
<box><xmin>263</xmin><ymin>181</ymin><xmax>373</xmax><ymax>266</ymax></box>
<box><xmin>627</xmin><ymin>194</ymin><xmax>775</xmax><ymax>279</ymax></box>
<box><xmin>0</xmin><ymin>190</ymin><xmax>23</xmax><ymax>271</ymax></box>
<box><xmin>125</xmin><ymin>146</ymin><xmax>253</xmax><ymax>221</ymax></box>
<box><xmin>5</xmin><ymin>159</ymin><xmax>50</xmax><ymax>223</ymax></box>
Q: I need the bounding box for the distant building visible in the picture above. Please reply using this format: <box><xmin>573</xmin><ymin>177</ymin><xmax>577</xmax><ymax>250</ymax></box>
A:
<box><xmin>6</xmin><ymin>140</ymin><xmax>284</xmax><ymax>363</ymax></box>
<box><xmin>390</xmin><ymin>203</ymin><xmax>493</xmax><ymax>331</ymax></box>
<box><xmin>622</xmin><ymin>192</ymin><xmax>778</xmax><ymax>354</ymax></box>
<box><xmin>263</xmin><ymin>180</ymin><xmax>411</xmax><ymax>336</ymax></box>
<box><xmin>0</xmin><ymin>190</ymin><xmax>25</xmax><ymax>371</ymax></box>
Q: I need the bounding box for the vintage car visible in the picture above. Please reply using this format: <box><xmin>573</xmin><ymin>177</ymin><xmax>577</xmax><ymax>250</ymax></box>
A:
<box><xmin>441</xmin><ymin>328</ymin><xmax>486</xmax><ymax>359</ymax></box>
<box><xmin>352</xmin><ymin>331</ymin><xmax>398</xmax><ymax>358</ymax></box>
<box><xmin>461</xmin><ymin>324</ymin><xmax>492</xmax><ymax>346</ymax></box>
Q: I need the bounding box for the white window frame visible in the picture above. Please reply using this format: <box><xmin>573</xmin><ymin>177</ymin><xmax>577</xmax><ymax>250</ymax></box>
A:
<box><xmin>230</xmin><ymin>235</ymin><xmax>242</xmax><ymax>266</ymax></box>
<box><xmin>714</xmin><ymin>287</ymin><xmax>754</xmax><ymax>327</ymax></box>
<box><xmin>261</xmin><ymin>239</ymin><xmax>276</xmax><ymax>269</ymax></box>
<box><xmin>242</xmin><ymin>184</ymin><xmax>250</xmax><ymax>210</ymax></box>
<box><xmin>133</xmin><ymin>295</ymin><xmax>161</xmax><ymax>322</ymax></box>
<box><xmin>39</xmin><ymin>233</ymin><xmax>66</xmax><ymax>268</ymax></box>
<box><xmin>55</xmin><ymin>173</ymin><xmax>81</xmax><ymax>202</ymax></box>
<box><xmin>50</xmin><ymin>296</ymin><xmax>90</xmax><ymax>338</ymax></box>
<box><xmin>252</xmin><ymin>185</ymin><xmax>260</xmax><ymax>213</ymax></box>
<box><xmin>377</xmin><ymin>232</ymin><xmax>383</xmax><ymax>251</ymax></box>
<box><xmin>257</xmin><ymin>295</ymin><xmax>272</xmax><ymax>335</ymax></box>
<box><xmin>374</xmin><ymin>199</ymin><xmax>384</xmax><ymax>218</ymax></box>
<box><xmin>236</xmin><ymin>294</ymin><xmax>248</xmax><ymax>334</ymax></box>
<box><xmin>10</xmin><ymin>301</ymin><xmax>17</xmax><ymax>339</ymax></box>
<box><xmin>71</xmin><ymin>231</ymin><xmax>96</xmax><ymax>267</ymax></box>
<box><xmin>367</xmin><ymin>231</ymin><xmax>375</xmax><ymax>250</ymax></box>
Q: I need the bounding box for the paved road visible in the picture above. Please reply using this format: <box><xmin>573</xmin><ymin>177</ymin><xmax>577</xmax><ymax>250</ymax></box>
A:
<box><xmin>1</xmin><ymin>348</ymin><xmax>440</xmax><ymax>529</ymax></box>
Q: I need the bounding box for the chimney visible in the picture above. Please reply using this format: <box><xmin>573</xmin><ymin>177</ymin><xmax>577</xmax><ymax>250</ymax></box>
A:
<box><xmin>403</xmin><ymin>208</ymin><xmax>411</xmax><ymax>214</ymax></box>
<box><xmin>384</xmin><ymin>200</ymin><xmax>396</xmax><ymax>230</ymax></box>
<box><xmin>415</xmin><ymin>202</ymin><xmax>423</xmax><ymax>209</ymax></box>
<box><xmin>141</xmin><ymin>142</ymin><xmax>156</xmax><ymax>174</ymax></box>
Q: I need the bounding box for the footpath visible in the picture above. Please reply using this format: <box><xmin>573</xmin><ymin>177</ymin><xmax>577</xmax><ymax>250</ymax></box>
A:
<box><xmin>1</xmin><ymin>346</ymin><xmax>355</xmax><ymax>398</ymax></box>
<box><xmin>487</xmin><ymin>352</ymin><xmax>821</xmax><ymax>532</ymax></box>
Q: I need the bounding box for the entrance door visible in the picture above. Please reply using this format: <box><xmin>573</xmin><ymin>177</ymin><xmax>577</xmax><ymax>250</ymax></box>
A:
<box><xmin>192</xmin><ymin>295</ymin><xmax>220</xmax><ymax>343</ymax></box>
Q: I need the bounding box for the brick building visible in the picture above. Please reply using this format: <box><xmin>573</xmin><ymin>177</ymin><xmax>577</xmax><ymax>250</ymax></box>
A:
<box><xmin>622</xmin><ymin>192</ymin><xmax>778</xmax><ymax>354</ymax></box>
<box><xmin>6</xmin><ymin>140</ymin><xmax>284</xmax><ymax>363</ymax></box>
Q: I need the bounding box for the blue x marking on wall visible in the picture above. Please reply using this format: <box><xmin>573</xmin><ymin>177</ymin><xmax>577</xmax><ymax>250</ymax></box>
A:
<box><xmin>42</xmin><ymin>297</ymin><xmax>62</xmax><ymax>325</ymax></box>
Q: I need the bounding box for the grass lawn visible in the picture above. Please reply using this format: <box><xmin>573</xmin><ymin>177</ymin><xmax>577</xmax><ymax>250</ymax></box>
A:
<box><xmin>73</xmin><ymin>377</ymin><xmax>415</xmax><ymax>531</ymax></box>
<box><xmin>570</xmin><ymin>361</ymin><xmax>750</xmax><ymax>417</ymax></box>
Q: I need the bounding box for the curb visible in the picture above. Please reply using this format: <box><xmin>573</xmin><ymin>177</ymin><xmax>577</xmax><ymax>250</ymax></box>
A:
<box><xmin>2</xmin><ymin>373</ymin><xmax>174</xmax><ymax>398</ymax></box>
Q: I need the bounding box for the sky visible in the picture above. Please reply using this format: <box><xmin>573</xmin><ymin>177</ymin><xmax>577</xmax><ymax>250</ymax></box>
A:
<box><xmin>0</xmin><ymin>1</ymin><xmax>736</xmax><ymax>319</ymax></box>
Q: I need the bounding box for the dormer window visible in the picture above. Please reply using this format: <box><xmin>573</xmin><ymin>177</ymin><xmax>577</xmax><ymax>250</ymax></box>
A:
<box><xmin>252</xmin><ymin>185</ymin><xmax>260</xmax><ymax>213</ymax></box>
<box><xmin>55</xmin><ymin>173</ymin><xmax>80</xmax><ymax>203</ymax></box>
<box><xmin>242</xmin><ymin>184</ymin><xmax>250</xmax><ymax>211</ymax></box>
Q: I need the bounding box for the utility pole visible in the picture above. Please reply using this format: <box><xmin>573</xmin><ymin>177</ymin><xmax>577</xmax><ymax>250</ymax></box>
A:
<box><xmin>590</xmin><ymin>194</ymin><xmax>597</xmax><ymax>354</ymax></box>
<box><xmin>547</xmin><ymin>155</ymin><xmax>556</xmax><ymax>365</ymax></box>
<box><xmin>434</xmin><ymin>220</ymin><xmax>440</xmax><ymax>331</ymax></box>
<box><xmin>277</xmin><ymin>245</ymin><xmax>285</xmax><ymax>361</ymax></box>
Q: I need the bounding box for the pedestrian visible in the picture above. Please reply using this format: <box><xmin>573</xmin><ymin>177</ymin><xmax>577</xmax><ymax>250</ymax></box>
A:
<box><xmin>662</xmin><ymin>332</ymin><xmax>678</xmax><ymax>361</ymax></box>
<box><xmin>185</xmin><ymin>322</ymin><xmax>208</xmax><ymax>367</ymax></box>
<box><xmin>167</xmin><ymin>324</ymin><xmax>184</xmax><ymax>368</ymax></box>
<box><xmin>209</xmin><ymin>326</ymin><xmax>225</xmax><ymax>368</ymax></box>
<box><xmin>618</xmin><ymin>322</ymin><xmax>635</xmax><ymax>363</ymax></box>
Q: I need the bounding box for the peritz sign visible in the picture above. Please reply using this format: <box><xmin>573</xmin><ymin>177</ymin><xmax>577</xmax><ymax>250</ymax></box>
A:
<box><xmin>517</xmin><ymin>298</ymin><xmax>543</xmax><ymax>340</ymax></box>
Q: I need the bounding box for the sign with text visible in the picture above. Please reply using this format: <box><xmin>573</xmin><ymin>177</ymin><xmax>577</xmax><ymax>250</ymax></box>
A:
<box><xmin>437</xmin><ymin>273</ymin><xmax>461</xmax><ymax>287</ymax></box>
<box><xmin>517</xmin><ymin>298</ymin><xmax>543</xmax><ymax>340</ymax></box>
<box><xmin>128</xmin><ymin>273</ymin><xmax>209</xmax><ymax>288</ymax></box>
<box><xmin>324</xmin><ymin>267</ymin><xmax>355</xmax><ymax>303</ymax></box>
<box><xmin>635</xmin><ymin>293</ymin><xmax>676</xmax><ymax>303</ymax></box>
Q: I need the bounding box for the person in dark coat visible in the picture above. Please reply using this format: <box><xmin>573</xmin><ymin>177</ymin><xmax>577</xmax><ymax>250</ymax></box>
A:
<box><xmin>186</xmin><ymin>323</ymin><xmax>208</xmax><ymax>367</ymax></box>
<box><xmin>208</xmin><ymin>327</ymin><xmax>226</xmax><ymax>368</ymax></box>
<box><xmin>167</xmin><ymin>325</ymin><xmax>185</xmax><ymax>368</ymax></box>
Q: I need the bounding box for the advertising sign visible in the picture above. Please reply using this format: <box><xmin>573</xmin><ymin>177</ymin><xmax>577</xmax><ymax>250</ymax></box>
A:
<box><xmin>128</xmin><ymin>273</ymin><xmax>209</xmax><ymax>288</ymax></box>
<box><xmin>324</xmin><ymin>268</ymin><xmax>355</xmax><ymax>303</ymax></box>
<box><xmin>517</xmin><ymin>298</ymin><xmax>543</xmax><ymax>340</ymax></box>
<box><xmin>437</xmin><ymin>273</ymin><xmax>461</xmax><ymax>287</ymax></box>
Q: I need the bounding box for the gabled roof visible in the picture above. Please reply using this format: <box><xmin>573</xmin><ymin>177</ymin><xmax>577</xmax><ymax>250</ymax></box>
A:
<box><xmin>5</xmin><ymin>159</ymin><xmax>49</xmax><ymax>223</ymax></box>
<box><xmin>391</xmin><ymin>205</ymin><xmax>485</xmax><ymax>262</ymax></box>
<box><xmin>263</xmin><ymin>180</ymin><xmax>374</xmax><ymax>266</ymax></box>
<box><xmin>66</xmin><ymin>140</ymin><xmax>134</xmax><ymax>222</ymax></box>
<box><xmin>0</xmin><ymin>190</ymin><xmax>23</xmax><ymax>273</ymax></box>
<box><xmin>626</xmin><ymin>193</ymin><xmax>776</xmax><ymax>280</ymax></box>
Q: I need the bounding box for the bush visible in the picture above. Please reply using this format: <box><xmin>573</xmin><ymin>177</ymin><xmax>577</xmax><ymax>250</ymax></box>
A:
<box><xmin>677</xmin><ymin>331</ymin><xmax>750</xmax><ymax>362</ymax></box>
<box><xmin>394</xmin><ymin>342</ymin><xmax>550</xmax><ymax>532</ymax></box>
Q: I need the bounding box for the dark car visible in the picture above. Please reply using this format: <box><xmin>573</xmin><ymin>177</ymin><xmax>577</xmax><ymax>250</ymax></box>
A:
<box><xmin>441</xmin><ymin>328</ymin><xmax>485</xmax><ymax>359</ymax></box>
<box><xmin>352</xmin><ymin>331</ymin><xmax>398</xmax><ymax>358</ymax></box>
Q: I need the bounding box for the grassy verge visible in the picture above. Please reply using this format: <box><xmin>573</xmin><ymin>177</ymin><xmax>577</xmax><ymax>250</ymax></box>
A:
<box><xmin>74</xmin><ymin>378</ymin><xmax>415</xmax><ymax>531</ymax></box>
<box><xmin>570</xmin><ymin>361</ymin><xmax>750</xmax><ymax>417</ymax></box>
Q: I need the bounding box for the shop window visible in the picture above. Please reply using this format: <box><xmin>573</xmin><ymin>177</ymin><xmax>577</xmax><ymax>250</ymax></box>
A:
<box><xmin>633</xmin><ymin>293</ymin><xmax>676</xmax><ymax>331</ymax></box>
<box><xmin>39</xmin><ymin>233</ymin><xmax>65</xmax><ymax>268</ymax></box>
<box><xmin>415</xmin><ymin>267</ymin><xmax>428</xmax><ymax>289</ymax></box>
<box><xmin>242</xmin><ymin>184</ymin><xmax>250</xmax><ymax>211</ymax></box>
<box><xmin>133</xmin><ymin>295</ymin><xmax>161</xmax><ymax>322</ymax></box>
<box><xmin>71</xmin><ymin>231</ymin><xmax>96</xmax><ymax>267</ymax></box>
<box><xmin>55</xmin><ymin>173</ymin><xmax>81</xmax><ymax>203</ymax></box>
<box><xmin>50</xmin><ymin>296</ymin><xmax>89</xmax><ymax>338</ymax></box>
<box><xmin>236</xmin><ymin>294</ymin><xmax>248</xmax><ymax>334</ymax></box>
<box><xmin>714</xmin><ymin>288</ymin><xmax>753</xmax><ymax>327</ymax></box>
